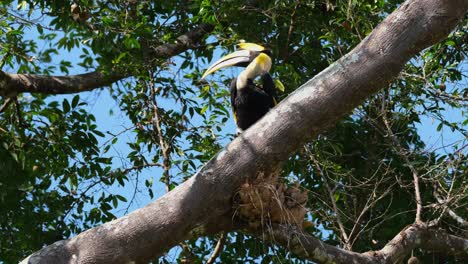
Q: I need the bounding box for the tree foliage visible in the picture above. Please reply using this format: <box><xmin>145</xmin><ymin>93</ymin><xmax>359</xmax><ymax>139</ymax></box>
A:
<box><xmin>0</xmin><ymin>0</ymin><xmax>466</xmax><ymax>263</ymax></box>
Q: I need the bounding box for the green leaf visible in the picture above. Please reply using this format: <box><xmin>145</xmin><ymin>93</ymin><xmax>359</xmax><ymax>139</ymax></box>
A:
<box><xmin>123</xmin><ymin>36</ymin><xmax>141</xmax><ymax>49</ymax></box>
<box><xmin>112</xmin><ymin>196</ymin><xmax>118</xmax><ymax>208</ymax></box>
<box><xmin>116</xmin><ymin>195</ymin><xmax>127</xmax><ymax>202</ymax></box>
<box><xmin>72</xmin><ymin>95</ymin><xmax>80</xmax><ymax>108</ymax></box>
<box><xmin>200</xmin><ymin>105</ymin><xmax>209</xmax><ymax>115</ymax></box>
<box><xmin>62</xmin><ymin>99</ymin><xmax>70</xmax><ymax>113</ymax></box>
<box><xmin>445</xmin><ymin>40</ymin><xmax>456</xmax><ymax>47</ymax></box>
<box><xmin>93</xmin><ymin>130</ymin><xmax>105</xmax><ymax>137</ymax></box>
<box><xmin>274</xmin><ymin>79</ymin><xmax>285</xmax><ymax>92</ymax></box>
<box><xmin>334</xmin><ymin>193</ymin><xmax>340</xmax><ymax>202</ymax></box>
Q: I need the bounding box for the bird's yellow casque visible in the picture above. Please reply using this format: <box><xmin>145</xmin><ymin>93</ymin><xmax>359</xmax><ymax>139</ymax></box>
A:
<box><xmin>202</xmin><ymin>43</ymin><xmax>280</xmax><ymax>133</ymax></box>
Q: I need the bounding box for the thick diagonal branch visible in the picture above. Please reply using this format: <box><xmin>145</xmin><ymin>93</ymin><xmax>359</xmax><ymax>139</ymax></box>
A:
<box><xmin>0</xmin><ymin>23</ymin><xmax>214</xmax><ymax>97</ymax></box>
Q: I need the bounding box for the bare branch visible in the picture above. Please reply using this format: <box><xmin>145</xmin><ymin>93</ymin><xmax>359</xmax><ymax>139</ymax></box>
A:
<box><xmin>264</xmin><ymin>225</ymin><xmax>374</xmax><ymax>264</ymax></box>
<box><xmin>306</xmin><ymin>148</ymin><xmax>350</xmax><ymax>247</ymax></box>
<box><xmin>0</xmin><ymin>98</ymin><xmax>13</xmax><ymax>113</ymax></box>
<box><xmin>283</xmin><ymin>1</ymin><xmax>299</xmax><ymax>62</ymax></box>
<box><xmin>382</xmin><ymin>105</ymin><xmax>423</xmax><ymax>223</ymax></box>
<box><xmin>206</xmin><ymin>233</ymin><xmax>226</xmax><ymax>264</ymax></box>
<box><xmin>445</xmin><ymin>208</ymin><xmax>468</xmax><ymax>227</ymax></box>
<box><xmin>0</xmin><ymin>23</ymin><xmax>214</xmax><ymax>97</ymax></box>
<box><xmin>266</xmin><ymin>223</ymin><xmax>468</xmax><ymax>264</ymax></box>
<box><xmin>367</xmin><ymin>223</ymin><xmax>468</xmax><ymax>263</ymax></box>
<box><xmin>121</xmin><ymin>163</ymin><xmax>163</xmax><ymax>175</ymax></box>
<box><xmin>433</xmin><ymin>186</ymin><xmax>468</xmax><ymax>227</ymax></box>
<box><xmin>0</xmin><ymin>70</ymin><xmax>124</xmax><ymax>97</ymax></box>
<box><xmin>148</xmin><ymin>74</ymin><xmax>172</xmax><ymax>192</ymax></box>
<box><xmin>348</xmin><ymin>179</ymin><xmax>396</xmax><ymax>248</ymax></box>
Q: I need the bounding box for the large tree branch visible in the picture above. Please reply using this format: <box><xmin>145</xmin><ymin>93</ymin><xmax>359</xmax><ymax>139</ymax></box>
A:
<box><xmin>0</xmin><ymin>23</ymin><xmax>214</xmax><ymax>97</ymax></box>
<box><xmin>0</xmin><ymin>70</ymin><xmax>123</xmax><ymax>97</ymax></box>
<box><xmin>21</xmin><ymin>0</ymin><xmax>467</xmax><ymax>263</ymax></box>
<box><xmin>264</xmin><ymin>225</ymin><xmax>374</xmax><ymax>264</ymax></box>
<box><xmin>267</xmin><ymin>223</ymin><xmax>468</xmax><ymax>264</ymax></box>
<box><xmin>370</xmin><ymin>223</ymin><xmax>468</xmax><ymax>263</ymax></box>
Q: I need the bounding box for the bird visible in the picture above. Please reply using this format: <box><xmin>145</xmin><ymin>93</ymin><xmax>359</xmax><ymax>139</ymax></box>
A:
<box><xmin>201</xmin><ymin>43</ymin><xmax>280</xmax><ymax>134</ymax></box>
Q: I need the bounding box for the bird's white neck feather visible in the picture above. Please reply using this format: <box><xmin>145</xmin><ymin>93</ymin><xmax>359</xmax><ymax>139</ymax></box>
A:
<box><xmin>236</xmin><ymin>53</ymin><xmax>272</xmax><ymax>89</ymax></box>
<box><xmin>236</xmin><ymin>71</ymin><xmax>249</xmax><ymax>89</ymax></box>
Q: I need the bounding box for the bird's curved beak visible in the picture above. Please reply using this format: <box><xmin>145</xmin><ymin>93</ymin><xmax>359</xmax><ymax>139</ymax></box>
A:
<box><xmin>201</xmin><ymin>49</ymin><xmax>252</xmax><ymax>79</ymax></box>
<box><xmin>237</xmin><ymin>42</ymin><xmax>265</xmax><ymax>51</ymax></box>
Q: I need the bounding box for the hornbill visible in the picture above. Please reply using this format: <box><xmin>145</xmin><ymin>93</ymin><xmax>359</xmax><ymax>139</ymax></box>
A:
<box><xmin>201</xmin><ymin>43</ymin><xmax>279</xmax><ymax>133</ymax></box>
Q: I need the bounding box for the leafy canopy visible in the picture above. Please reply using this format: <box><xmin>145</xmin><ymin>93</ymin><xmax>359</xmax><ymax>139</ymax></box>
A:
<box><xmin>0</xmin><ymin>0</ymin><xmax>466</xmax><ymax>263</ymax></box>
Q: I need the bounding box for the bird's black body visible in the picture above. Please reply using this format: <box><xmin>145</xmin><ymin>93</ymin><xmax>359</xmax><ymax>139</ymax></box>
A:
<box><xmin>230</xmin><ymin>73</ymin><xmax>276</xmax><ymax>131</ymax></box>
<box><xmin>201</xmin><ymin>43</ymin><xmax>278</xmax><ymax>132</ymax></box>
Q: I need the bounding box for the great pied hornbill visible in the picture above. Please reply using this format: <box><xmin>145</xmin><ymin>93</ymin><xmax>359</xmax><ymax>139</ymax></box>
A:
<box><xmin>202</xmin><ymin>43</ymin><xmax>280</xmax><ymax>133</ymax></box>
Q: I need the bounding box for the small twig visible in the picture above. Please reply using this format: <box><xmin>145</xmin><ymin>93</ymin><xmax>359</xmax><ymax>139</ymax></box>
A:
<box><xmin>179</xmin><ymin>243</ymin><xmax>195</xmax><ymax>263</ymax></box>
<box><xmin>284</xmin><ymin>2</ymin><xmax>299</xmax><ymax>62</ymax></box>
<box><xmin>8</xmin><ymin>11</ymin><xmax>58</xmax><ymax>32</ymax></box>
<box><xmin>206</xmin><ymin>233</ymin><xmax>226</xmax><ymax>264</ymax></box>
<box><xmin>432</xmin><ymin>184</ymin><xmax>468</xmax><ymax>227</ymax></box>
<box><xmin>0</xmin><ymin>98</ymin><xmax>13</xmax><ymax>113</ymax></box>
<box><xmin>345</xmin><ymin>0</ymin><xmax>364</xmax><ymax>40</ymax></box>
<box><xmin>347</xmin><ymin>163</ymin><xmax>394</xmax><ymax>246</ymax></box>
<box><xmin>121</xmin><ymin>163</ymin><xmax>163</xmax><ymax>174</ymax></box>
<box><xmin>381</xmin><ymin>108</ymin><xmax>423</xmax><ymax>224</ymax></box>
<box><xmin>148</xmin><ymin>72</ymin><xmax>171</xmax><ymax>192</ymax></box>
<box><xmin>124</xmin><ymin>172</ymin><xmax>140</xmax><ymax>215</ymax></box>
<box><xmin>411</xmin><ymin>170</ymin><xmax>423</xmax><ymax>223</ymax></box>
<box><xmin>14</xmin><ymin>97</ymin><xmax>29</xmax><ymax>128</ymax></box>
<box><xmin>306</xmin><ymin>147</ymin><xmax>350</xmax><ymax>248</ymax></box>
<box><xmin>346</xmin><ymin>0</ymin><xmax>353</xmax><ymax>19</ymax></box>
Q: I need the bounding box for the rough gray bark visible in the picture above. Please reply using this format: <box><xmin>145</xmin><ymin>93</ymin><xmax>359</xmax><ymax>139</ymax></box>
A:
<box><xmin>0</xmin><ymin>23</ymin><xmax>213</xmax><ymax>97</ymax></box>
<box><xmin>269</xmin><ymin>223</ymin><xmax>468</xmax><ymax>264</ymax></box>
<box><xmin>21</xmin><ymin>0</ymin><xmax>467</xmax><ymax>263</ymax></box>
<box><xmin>369</xmin><ymin>223</ymin><xmax>468</xmax><ymax>263</ymax></box>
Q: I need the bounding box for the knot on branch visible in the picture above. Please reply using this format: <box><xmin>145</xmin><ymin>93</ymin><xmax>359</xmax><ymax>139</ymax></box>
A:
<box><xmin>236</xmin><ymin>173</ymin><xmax>308</xmax><ymax>229</ymax></box>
